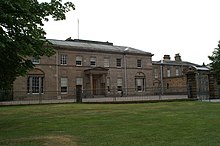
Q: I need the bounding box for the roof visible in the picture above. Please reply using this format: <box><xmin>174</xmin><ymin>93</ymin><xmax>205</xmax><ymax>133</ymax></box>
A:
<box><xmin>152</xmin><ymin>60</ymin><xmax>199</xmax><ymax>66</ymax></box>
<box><xmin>193</xmin><ymin>66</ymin><xmax>210</xmax><ymax>71</ymax></box>
<box><xmin>48</xmin><ymin>39</ymin><xmax>153</xmax><ymax>56</ymax></box>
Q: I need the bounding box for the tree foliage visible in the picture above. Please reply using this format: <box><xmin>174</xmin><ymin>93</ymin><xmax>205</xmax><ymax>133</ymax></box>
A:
<box><xmin>0</xmin><ymin>0</ymin><xmax>74</xmax><ymax>89</ymax></box>
<box><xmin>208</xmin><ymin>41</ymin><xmax>220</xmax><ymax>82</ymax></box>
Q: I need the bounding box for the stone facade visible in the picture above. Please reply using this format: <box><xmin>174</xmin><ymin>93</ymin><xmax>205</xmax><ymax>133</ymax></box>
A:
<box><xmin>152</xmin><ymin>54</ymin><xmax>204</xmax><ymax>95</ymax></box>
<box><xmin>13</xmin><ymin>39</ymin><xmax>153</xmax><ymax>99</ymax></box>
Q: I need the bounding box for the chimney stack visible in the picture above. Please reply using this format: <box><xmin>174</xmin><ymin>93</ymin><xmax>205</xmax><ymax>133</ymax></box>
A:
<box><xmin>175</xmin><ymin>53</ymin><xmax>181</xmax><ymax>62</ymax></box>
<box><xmin>163</xmin><ymin>55</ymin><xmax>171</xmax><ymax>60</ymax></box>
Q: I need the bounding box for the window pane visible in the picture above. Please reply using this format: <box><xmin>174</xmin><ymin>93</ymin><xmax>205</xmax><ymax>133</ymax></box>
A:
<box><xmin>61</xmin><ymin>78</ymin><xmax>67</xmax><ymax>86</ymax></box>
<box><xmin>117</xmin><ymin>78</ymin><xmax>123</xmax><ymax>86</ymax></box>
<box><xmin>61</xmin><ymin>87</ymin><xmax>67</xmax><ymax>92</ymax></box>
<box><xmin>76</xmin><ymin>78</ymin><xmax>83</xmax><ymax>85</ymax></box>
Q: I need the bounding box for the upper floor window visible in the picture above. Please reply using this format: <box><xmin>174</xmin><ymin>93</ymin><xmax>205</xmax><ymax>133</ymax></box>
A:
<box><xmin>137</xmin><ymin>59</ymin><xmax>142</xmax><ymax>68</ymax></box>
<box><xmin>167</xmin><ymin>69</ymin><xmax>171</xmax><ymax>77</ymax></box>
<box><xmin>60</xmin><ymin>55</ymin><xmax>67</xmax><ymax>65</ymax></box>
<box><xmin>90</xmin><ymin>57</ymin><xmax>96</xmax><ymax>67</ymax></box>
<box><xmin>116</xmin><ymin>58</ymin><xmax>122</xmax><ymax>67</ymax></box>
<box><xmin>76</xmin><ymin>56</ymin><xmax>82</xmax><ymax>66</ymax></box>
<box><xmin>154</xmin><ymin>68</ymin><xmax>158</xmax><ymax>79</ymax></box>
<box><xmin>32</xmin><ymin>58</ymin><xmax>40</xmax><ymax>64</ymax></box>
<box><xmin>176</xmin><ymin>68</ymin><xmax>179</xmax><ymax>76</ymax></box>
<box><xmin>104</xmin><ymin>58</ymin><xmax>110</xmax><ymax>67</ymax></box>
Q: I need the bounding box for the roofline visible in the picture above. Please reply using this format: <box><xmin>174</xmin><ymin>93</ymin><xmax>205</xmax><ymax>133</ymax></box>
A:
<box><xmin>48</xmin><ymin>39</ymin><xmax>153</xmax><ymax>56</ymax></box>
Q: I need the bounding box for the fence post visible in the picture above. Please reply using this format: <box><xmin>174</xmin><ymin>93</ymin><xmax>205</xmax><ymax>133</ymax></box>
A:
<box><xmin>76</xmin><ymin>85</ymin><xmax>82</xmax><ymax>103</ymax></box>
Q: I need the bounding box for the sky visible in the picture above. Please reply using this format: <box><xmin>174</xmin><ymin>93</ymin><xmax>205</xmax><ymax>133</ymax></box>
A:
<box><xmin>40</xmin><ymin>0</ymin><xmax>220</xmax><ymax>65</ymax></box>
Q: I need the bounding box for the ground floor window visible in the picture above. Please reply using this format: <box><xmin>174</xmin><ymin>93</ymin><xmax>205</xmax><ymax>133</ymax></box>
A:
<box><xmin>135</xmin><ymin>78</ymin><xmax>145</xmax><ymax>92</ymax></box>
<box><xmin>61</xmin><ymin>77</ymin><xmax>68</xmax><ymax>93</ymax></box>
<box><xmin>27</xmin><ymin>76</ymin><xmax>44</xmax><ymax>94</ymax></box>
<box><xmin>107</xmin><ymin>77</ymin><xmax>110</xmax><ymax>92</ymax></box>
<box><xmin>117</xmin><ymin>78</ymin><xmax>123</xmax><ymax>92</ymax></box>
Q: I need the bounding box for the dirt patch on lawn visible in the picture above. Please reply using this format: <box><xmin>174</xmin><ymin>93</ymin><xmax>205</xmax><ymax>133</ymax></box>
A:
<box><xmin>1</xmin><ymin>135</ymin><xmax>79</xmax><ymax>146</ymax></box>
<box><xmin>42</xmin><ymin>135</ymin><xmax>78</xmax><ymax>146</ymax></box>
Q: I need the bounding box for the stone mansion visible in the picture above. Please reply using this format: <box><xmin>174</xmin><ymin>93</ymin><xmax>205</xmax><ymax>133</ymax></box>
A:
<box><xmin>13</xmin><ymin>38</ymin><xmax>210</xmax><ymax>99</ymax></box>
<box><xmin>13</xmin><ymin>39</ymin><xmax>154</xmax><ymax>99</ymax></box>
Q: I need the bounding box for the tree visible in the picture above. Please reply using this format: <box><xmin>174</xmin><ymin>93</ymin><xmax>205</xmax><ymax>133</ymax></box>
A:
<box><xmin>208</xmin><ymin>40</ymin><xmax>220</xmax><ymax>83</ymax></box>
<box><xmin>0</xmin><ymin>0</ymin><xmax>75</xmax><ymax>90</ymax></box>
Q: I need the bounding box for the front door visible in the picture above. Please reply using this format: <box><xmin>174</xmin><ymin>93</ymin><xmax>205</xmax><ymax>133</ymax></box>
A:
<box><xmin>93</xmin><ymin>78</ymin><xmax>97</xmax><ymax>95</ymax></box>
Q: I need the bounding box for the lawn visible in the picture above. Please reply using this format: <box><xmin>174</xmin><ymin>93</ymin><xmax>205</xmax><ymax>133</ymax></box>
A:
<box><xmin>0</xmin><ymin>101</ymin><xmax>220</xmax><ymax>146</ymax></box>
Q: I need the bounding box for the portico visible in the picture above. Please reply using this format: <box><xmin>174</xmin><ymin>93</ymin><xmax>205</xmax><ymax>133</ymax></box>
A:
<box><xmin>84</xmin><ymin>67</ymin><xmax>109</xmax><ymax>96</ymax></box>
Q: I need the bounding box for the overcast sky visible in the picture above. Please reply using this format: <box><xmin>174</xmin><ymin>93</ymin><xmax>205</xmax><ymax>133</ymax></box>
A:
<box><xmin>41</xmin><ymin>0</ymin><xmax>220</xmax><ymax>64</ymax></box>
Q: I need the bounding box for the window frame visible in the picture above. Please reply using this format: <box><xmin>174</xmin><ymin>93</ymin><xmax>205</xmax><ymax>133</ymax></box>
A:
<box><xmin>61</xmin><ymin>77</ymin><xmax>68</xmax><ymax>94</ymax></box>
<box><xmin>76</xmin><ymin>56</ymin><xmax>82</xmax><ymax>66</ymax></box>
<box><xmin>116</xmin><ymin>58</ymin><xmax>122</xmax><ymax>67</ymax></box>
<box><xmin>27</xmin><ymin>76</ymin><xmax>44</xmax><ymax>94</ymax></box>
<box><xmin>137</xmin><ymin>59</ymin><xmax>142</xmax><ymax>68</ymax></box>
<box><xmin>104</xmin><ymin>58</ymin><xmax>110</xmax><ymax>67</ymax></box>
<box><xmin>117</xmin><ymin>78</ymin><xmax>123</xmax><ymax>92</ymax></box>
<box><xmin>60</xmin><ymin>54</ymin><xmax>67</xmax><ymax>65</ymax></box>
<box><xmin>90</xmin><ymin>57</ymin><xmax>96</xmax><ymax>67</ymax></box>
<box><xmin>175</xmin><ymin>68</ymin><xmax>179</xmax><ymax>76</ymax></box>
<box><xmin>32</xmin><ymin>58</ymin><xmax>40</xmax><ymax>64</ymax></box>
<box><xmin>167</xmin><ymin>69</ymin><xmax>171</xmax><ymax>77</ymax></box>
<box><xmin>135</xmin><ymin>78</ymin><xmax>145</xmax><ymax>92</ymax></box>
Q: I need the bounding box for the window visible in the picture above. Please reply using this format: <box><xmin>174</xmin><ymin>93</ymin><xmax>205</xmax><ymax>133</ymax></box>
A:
<box><xmin>61</xmin><ymin>77</ymin><xmax>68</xmax><ymax>93</ymax></box>
<box><xmin>104</xmin><ymin>58</ymin><xmax>110</xmax><ymax>67</ymax></box>
<box><xmin>107</xmin><ymin>77</ymin><xmax>110</xmax><ymax>92</ymax></box>
<box><xmin>154</xmin><ymin>68</ymin><xmax>158</xmax><ymax>79</ymax></box>
<box><xmin>136</xmin><ymin>78</ymin><xmax>145</xmax><ymax>92</ymax></box>
<box><xmin>32</xmin><ymin>58</ymin><xmax>40</xmax><ymax>64</ymax></box>
<box><xmin>76</xmin><ymin>56</ymin><xmax>82</xmax><ymax>66</ymax></box>
<box><xmin>76</xmin><ymin>78</ymin><xmax>83</xmax><ymax>85</ymax></box>
<box><xmin>27</xmin><ymin>76</ymin><xmax>44</xmax><ymax>94</ymax></box>
<box><xmin>167</xmin><ymin>69</ymin><xmax>171</xmax><ymax>77</ymax></box>
<box><xmin>117</xmin><ymin>78</ymin><xmax>123</xmax><ymax>91</ymax></box>
<box><xmin>60</xmin><ymin>55</ymin><xmax>67</xmax><ymax>65</ymax></box>
<box><xmin>137</xmin><ymin>59</ymin><xmax>142</xmax><ymax>68</ymax></box>
<box><xmin>116</xmin><ymin>58</ymin><xmax>122</xmax><ymax>67</ymax></box>
<box><xmin>90</xmin><ymin>57</ymin><xmax>96</xmax><ymax>67</ymax></box>
<box><xmin>176</xmin><ymin>68</ymin><xmax>179</xmax><ymax>76</ymax></box>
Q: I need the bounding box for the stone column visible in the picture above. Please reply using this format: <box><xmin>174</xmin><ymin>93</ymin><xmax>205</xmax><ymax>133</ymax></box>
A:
<box><xmin>186</xmin><ymin>70</ymin><xmax>197</xmax><ymax>98</ymax></box>
<box><xmin>90</xmin><ymin>74</ymin><xmax>93</xmax><ymax>96</ymax></box>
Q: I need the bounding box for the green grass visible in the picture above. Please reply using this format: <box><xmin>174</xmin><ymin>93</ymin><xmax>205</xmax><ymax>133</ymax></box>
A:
<box><xmin>0</xmin><ymin>101</ymin><xmax>220</xmax><ymax>146</ymax></box>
